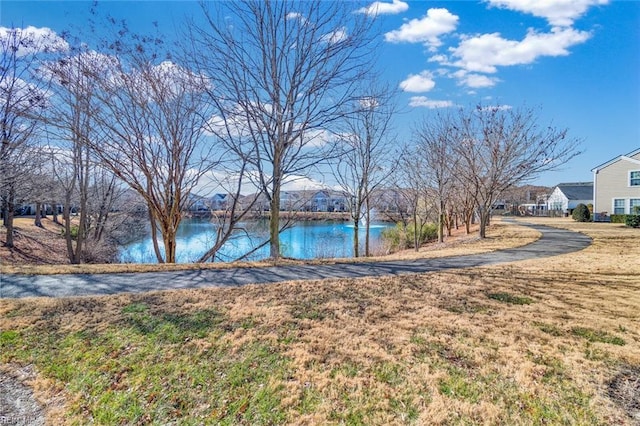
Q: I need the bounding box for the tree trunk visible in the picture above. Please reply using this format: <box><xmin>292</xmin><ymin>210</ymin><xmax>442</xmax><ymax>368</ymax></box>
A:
<box><xmin>479</xmin><ymin>208</ymin><xmax>490</xmax><ymax>238</ymax></box>
<box><xmin>34</xmin><ymin>202</ymin><xmax>43</xmax><ymax>228</ymax></box>
<box><xmin>149</xmin><ymin>210</ymin><xmax>164</xmax><ymax>263</ymax></box>
<box><xmin>51</xmin><ymin>202</ymin><xmax>59</xmax><ymax>224</ymax></box>
<box><xmin>4</xmin><ymin>186</ymin><xmax>15</xmax><ymax>248</ymax></box>
<box><xmin>353</xmin><ymin>198</ymin><xmax>362</xmax><ymax>258</ymax></box>
<box><xmin>438</xmin><ymin>199</ymin><xmax>444</xmax><ymax>244</ymax></box>
<box><xmin>269</xmin><ymin>179</ymin><xmax>281</xmax><ymax>260</ymax></box>
<box><xmin>353</xmin><ymin>221</ymin><xmax>359</xmax><ymax>258</ymax></box>
<box><xmin>63</xmin><ymin>196</ymin><xmax>76</xmax><ymax>263</ymax></box>
<box><xmin>364</xmin><ymin>206</ymin><xmax>371</xmax><ymax>257</ymax></box>
<box><xmin>74</xmin><ymin>201</ymin><xmax>88</xmax><ymax>265</ymax></box>
<box><xmin>413</xmin><ymin>210</ymin><xmax>419</xmax><ymax>252</ymax></box>
<box><xmin>162</xmin><ymin>224</ymin><xmax>177</xmax><ymax>264</ymax></box>
<box><xmin>465</xmin><ymin>212</ymin><xmax>471</xmax><ymax>234</ymax></box>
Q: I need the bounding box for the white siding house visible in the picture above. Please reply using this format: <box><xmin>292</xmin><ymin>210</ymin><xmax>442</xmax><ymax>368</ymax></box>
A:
<box><xmin>591</xmin><ymin>148</ymin><xmax>640</xmax><ymax>220</ymax></box>
<box><xmin>546</xmin><ymin>182</ymin><xmax>593</xmax><ymax>215</ymax></box>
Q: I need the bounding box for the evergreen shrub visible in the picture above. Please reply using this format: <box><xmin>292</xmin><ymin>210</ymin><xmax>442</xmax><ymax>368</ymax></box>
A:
<box><xmin>572</xmin><ymin>203</ymin><xmax>591</xmax><ymax>222</ymax></box>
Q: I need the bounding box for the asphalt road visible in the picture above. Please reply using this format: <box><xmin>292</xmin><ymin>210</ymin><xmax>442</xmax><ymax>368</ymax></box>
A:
<box><xmin>0</xmin><ymin>222</ymin><xmax>592</xmax><ymax>299</ymax></box>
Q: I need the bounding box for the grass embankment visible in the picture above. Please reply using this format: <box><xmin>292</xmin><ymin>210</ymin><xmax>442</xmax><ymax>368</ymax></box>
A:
<box><xmin>0</xmin><ymin>218</ymin><xmax>638</xmax><ymax>424</ymax></box>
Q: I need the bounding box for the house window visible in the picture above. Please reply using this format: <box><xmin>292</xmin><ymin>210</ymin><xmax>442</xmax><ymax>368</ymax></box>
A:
<box><xmin>613</xmin><ymin>199</ymin><xmax>626</xmax><ymax>215</ymax></box>
<box><xmin>631</xmin><ymin>171</ymin><xmax>640</xmax><ymax>186</ymax></box>
<box><xmin>631</xmin><ymin>199</ymin><xmax>640</xmax><ymax>215</ymax></box>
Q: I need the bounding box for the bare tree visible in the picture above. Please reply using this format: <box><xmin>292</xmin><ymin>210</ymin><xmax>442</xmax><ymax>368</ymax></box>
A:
<box><xmin>83</xmin><ymin>27</ymin><xmax>217</xmax><ymax>264</ymax></box>
<box><xmin>449</xmin><ymin>181</ymin><xmax>476</xmax><ymax>234</ymax></box>
<box><xmin>42</xmin><ymin>46</ymin><xmax>106</xmax><ymax>263</ymax></box>
<box><xmin>333</xmin><ymin>85</ymin><xmax>397</xmax><ymax>257</ymax></box>
<box><xmin>453</xmin><ymin>105</ymin><xmax>581</xmax><ymax>238</ymax></box>
<box><xmin>414</xmin><ymin>111</ymin><xmax>458</xmax><ymax>243</ymax></box>
<box><xmin>19</xmin><ymin>147</ymin><xmax>55</xmax><ymax>228</ymax></box>
<box><xmin>187</xmin><ymin>0</ymin><xmax>375</xmax><ymax>259</ymax></box>
<box><xmin>194</xmin><ymin>169</ymin><xmax>260</xmax><ymax>263</ymax></box>
<box><xmin>393</xmin><ymin>145</ymin><xmax>435</xmax><ymax>251</ymax></box>
<box><xmin>0</xmin><ymin>26</ymin><xmax>63</xmax><ymax>247</ymax></box>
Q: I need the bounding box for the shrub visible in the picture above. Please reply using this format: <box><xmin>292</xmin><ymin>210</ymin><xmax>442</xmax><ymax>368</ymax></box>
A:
<box><xmin>60</xmin><ymin>225</ymin><xmax>79</xmax><ymax>240</ymax></box>
<box><xmin>572</xmin><ymin>203</ymin><xmax>591</xmax><ymax>222</ymax></box>
<box><xmin>381</xmin><ymin>222</ymin><xmax>437</xmax><ymax>251</ymax></box>
<box><xmin>610</xmin><ymin>214</ymin><xmax>627</xmax><ymax>224</ymax></box>
<box><xmin>625</xmin><ymin>215</ymin><xmax>640</xmax><ymax>228</ymax></box>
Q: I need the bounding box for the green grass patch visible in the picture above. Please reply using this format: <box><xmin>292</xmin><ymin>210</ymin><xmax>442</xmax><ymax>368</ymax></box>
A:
<box><xmin>297</xmin><ymin>386</ymin><xmax>323</xmax><ymax>414</ymax></box>
<box><xmin>372</xmin><ymin>361</ymin><xmax>405</xmax><ymax>386</ymax></box>
<box><xmin>330</xmin><ymin>361</ymin><xmax>361</xmax><ymax>379</ymax></box>
<box><xmin>571</xmin><ymin>327</ymin><xmax>625</xmax><ymax>346</ymax></box>
<box><xmin>1</xmin><ymin>306</ymin><xmax>290</xmax><ymax>425</ymax></box>
<box><xmin>0</xmin><ymin>330</ymin><xmax>20</xmax><ymax>345</ymax></box>
<box><xmin>438</xmin><ymin>369</ymin><xmax>483</xmax><ymax>403</ymax></box>
<box><xmin>389</xmin><ymin>392</ymin><xmax>420</xmax><ymax>423</ymax></box>
<box><xmin>487</xmin><ymin>292</ymin><xmax>534</xmax><ymax>305</ymax></box>
<box><xmin>535</xmin><ymin>322</ymin><xmax>564</xmax><ymax>337</ymax></box>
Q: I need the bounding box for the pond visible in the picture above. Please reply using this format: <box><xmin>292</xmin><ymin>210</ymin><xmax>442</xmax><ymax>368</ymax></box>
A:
<box><xmin>119</xmin><ymin>219</ymin><xmax>391</xmax><ymax>263</ymax></box>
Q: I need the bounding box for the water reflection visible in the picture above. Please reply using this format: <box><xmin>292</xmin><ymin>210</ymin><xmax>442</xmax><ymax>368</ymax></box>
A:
<box><xmin>119</xmin><ymin>218</ymin><xmax>390</xmax><ymax>263</ymax></box>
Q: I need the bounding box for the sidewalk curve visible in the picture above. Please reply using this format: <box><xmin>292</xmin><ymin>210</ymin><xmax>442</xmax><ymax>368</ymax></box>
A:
<box><xmin>0</xmin><ymin>222</ymin><xmax>591</xmax><ymax>299</ymax></box>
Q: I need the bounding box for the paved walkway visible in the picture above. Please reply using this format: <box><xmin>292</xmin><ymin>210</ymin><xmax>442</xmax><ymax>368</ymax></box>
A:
<box><xmin>0</xmin><ymin>222</ymin><xmax>591</xmax><ymax>299</ymax></box>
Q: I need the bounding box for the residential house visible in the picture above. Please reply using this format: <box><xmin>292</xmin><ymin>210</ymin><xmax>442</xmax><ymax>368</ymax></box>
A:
<box><xmin>303</xmin><ymin>190</ymin><xmax>347</xmax><ymax>212</ymax></box>
<box><xmin>591</xmin><ymin>147</ymin><xmax>640</xmax><ymax>221</ymax></box>
<box><xmin>210</xmin><ymin>193</ymin><xmax>229</xmax><ymax>211</ymax></box>
<box><xmin>188</xmin><ymin>194</ymin><xmax>209</xmax><ymax>212</ymax></box>
<box><xmin>546</xmin><ymin>182</ymin><xmax>593</xmax><ymax>216</ymax></box>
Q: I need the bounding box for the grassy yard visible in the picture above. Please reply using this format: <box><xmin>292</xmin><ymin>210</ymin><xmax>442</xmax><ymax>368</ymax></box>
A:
<box><xmin>0</xmin><ymin>218</ymin><xmax>638</xmax><ymax>424</ymax></box>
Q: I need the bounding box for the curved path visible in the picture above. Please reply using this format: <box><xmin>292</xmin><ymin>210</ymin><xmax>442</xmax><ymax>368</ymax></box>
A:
<box><xmin>0</xmin><ymin>222</ymin><xmax>591</xmax><ymax>299</ymax></box>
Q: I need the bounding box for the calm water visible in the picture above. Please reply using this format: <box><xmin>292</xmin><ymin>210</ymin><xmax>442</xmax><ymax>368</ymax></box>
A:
<box><xmin>119</xmin><ymin>219</ymin><xmax>390</xmax><ymax>263</ymax></box>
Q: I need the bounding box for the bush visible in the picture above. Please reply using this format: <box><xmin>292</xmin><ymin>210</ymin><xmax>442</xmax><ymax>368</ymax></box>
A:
<box><xmin>381</xmin><ymin>222</ymin><xmax>437</xmax><ymax>251</ymax></box>
<box><xmin>572</xmin><ymin>203</ymin><xmax>591</xmax><ymax>222</ymax></box>
<box><xmin>60</xmin><ymin>225</ymin><xmax>79</xmax><ymax>240</ymax></box>
<box><xmin>610</xmin><ymin>214</ymin><xmax>627</xmax><ymax>224</ymax></box>
<box><xmin>625</xmin><ymin>215</ymin><xmax>640</xmax><ymax>228</ymax></box>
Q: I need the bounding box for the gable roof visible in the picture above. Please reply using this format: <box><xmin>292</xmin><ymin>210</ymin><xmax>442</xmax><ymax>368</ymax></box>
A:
<box><xmin>591</xmin><ymin>147</ymin><xmax>640</xmax><ymax>173</ymax></box>
<box><xmin>554</xmin><ymin>182</ymin><xmax>593</xmax><ymax>201</ymax></box>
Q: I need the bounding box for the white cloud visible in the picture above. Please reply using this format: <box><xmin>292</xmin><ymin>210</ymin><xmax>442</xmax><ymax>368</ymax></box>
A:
<box><xmin>453</xmin><ymin>70</ymin><xmax>499</xmax><ymax>88</ymax></box>
<box><xmin>450</xmin><ymin>26</ymin><xmax>591</xmax><ymax>73</ymax></box>
<box><xmin>428</xmin><ymin>54</ymin><xmax>449</xmax><ymax>64</ymax></box>
<box><xmin>487</xmin><ymin>0</ymin><xmax>609</xmax><ymax>27</ymax></box>
<box><xmin>357</xmin><ymin>0</ymin><xmax>409</xmax><ymax>16</ymax></box>
<box><xmin>322</xmin><ymin>27</ymin><xmax>348</xmax><ymax>44</ymax></box>
<box><xmin>408</xmin><ymin>96</ymin><xmax>454</xmax><ymax>108</ymax></box>
<box><xmin>0</xmin><ymin>26</ymin><xmax>68</xmax><ymax>56</ymax></box>
<box><xmin>298</xmin><ymin>128</ymin><xmax>336</xmax><ymax>149</ymax></box>
<box><xmin>282</xmin><ymin>175</ymin><xmax>329</xmax><ymax>192</ymax></box>
<box><xmin>399</xmin><ymin>71</ymin><xmax>436</xmax><ymax>93</ymax></box>
<box><xmin>359</xmin><ymin>96</ymin><xmax>380</xmax><ymax>109</ymax></box>
<box><xmin>384</xmin><ymin>8</ymin><xmax>458</xmax><ymax>48</ymax></box>
<box><xmin>479</xmin><ymin>104</ymin><xmax>512</xmax><ymax>111</ymax></box>
<box><xmin>0</xmin><ymin>77</ymin><xmax>48</xmax><ymax>110</ymax></box>
<box><xmin>196</xmin><ymin>170</ymin><xmax>329</xmax><ymax>196</ymax></box>
<box><xmin>286</xmin><ymin>12</ymin><xmax>308</xmax><ymax>25</ymax></box>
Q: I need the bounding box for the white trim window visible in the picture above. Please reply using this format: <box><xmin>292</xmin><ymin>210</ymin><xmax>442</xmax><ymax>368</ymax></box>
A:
<box><xmin>631</xmin><ymin>199</ymin><xmax>640</xmax><ymax>215</ymax></box>
<box><xmin>613</xmin><ymin>198</ymin><xmax>625</xmax><ymax>215</ymax></box>
<box><xmin>630</xmin><ymin>170</ymin><xmax>640</xmax><ymax>187</ymax></box>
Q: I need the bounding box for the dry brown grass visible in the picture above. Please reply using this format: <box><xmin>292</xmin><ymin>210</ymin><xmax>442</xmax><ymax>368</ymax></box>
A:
<box><xmin>0</xmin><ymin>217</ymin><xmax>539</xmax><ymax>274</ymax></box>
<box><xmin>1</xmin><ymin>217</ymin><xmax>638</xmax><ymax>424</ymax></box>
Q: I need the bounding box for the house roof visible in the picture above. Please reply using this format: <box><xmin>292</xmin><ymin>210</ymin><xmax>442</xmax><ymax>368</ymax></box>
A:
<box><xmin>591</xmin><ymin>147</ymin><xmax>640</xmax><ymax>173</ymax></box>
<box><xmin>554</xmin><ymin>182</ymin><xmax>593</xmax><ymax>200</ymax></box>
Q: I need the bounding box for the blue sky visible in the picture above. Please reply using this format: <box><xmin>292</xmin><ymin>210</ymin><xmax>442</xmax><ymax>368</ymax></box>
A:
<box><xmin>2</xmin><ymin>0</ymin><xmax>639</xmax><ymax>188</ymax></box>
